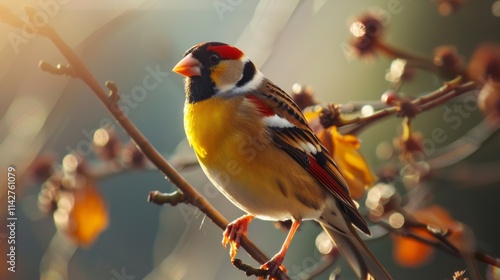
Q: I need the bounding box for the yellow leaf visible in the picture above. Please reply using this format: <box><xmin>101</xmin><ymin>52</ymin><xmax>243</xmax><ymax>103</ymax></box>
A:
<box><xmin>304</xmin><ymin>111</ymin><xmax>376</xmax><ymax>198</ymax></box>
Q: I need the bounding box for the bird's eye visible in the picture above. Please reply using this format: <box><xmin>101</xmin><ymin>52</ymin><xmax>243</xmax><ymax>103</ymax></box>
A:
<box><xmin>208</xmin><ymin>54</ymin><xmax>221</xmax><ymax>65</ymax></box>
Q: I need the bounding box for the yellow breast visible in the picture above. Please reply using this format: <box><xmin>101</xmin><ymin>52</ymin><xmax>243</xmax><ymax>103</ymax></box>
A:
<box><xmin>184</xmin><ymin>96</ymin><xmax>247</xmax><ymax>161</ymax></box>
<box><xmin>184</xmin><ymin>95</ymin><xmax>277</xmax><ymax>178</ymax></box>
<box><xmin>183</xmin><ymin>95</ymin><xmax>326</xmax><ymax>220</ymax></box>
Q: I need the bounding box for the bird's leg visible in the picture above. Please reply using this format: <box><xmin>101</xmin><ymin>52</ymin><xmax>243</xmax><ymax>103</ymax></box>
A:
<box><xmin>222</xmin><ymin>214</ymin><xmax>254</xmax><ymax>260</ymax></box>
<box><xmin>259</xmin><ymin>220</ymin><xmax>301</xmax><ymax>279</ymax></box>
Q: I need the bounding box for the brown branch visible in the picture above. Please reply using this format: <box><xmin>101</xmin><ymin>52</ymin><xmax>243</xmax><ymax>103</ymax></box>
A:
<box><xmin>375</xmin><ymin>40</ymin><xmax>436</xmax><ymax>71</ymax></box>
<box><xmin>418</xmin><ymin>81</ymin><xmax>478</xmax><ymax>112</ymax></box>
<box><xmin>412</xmin><ymin>76</ymin><xmax>463</xmax><ymax>106</ymax></box>
<box><xmin>233</xmin><ymin>259</ymin><xmax>274</xmax><ymax>279</ymax></box>
<box><xmin>331</xmin><ymin>79</ymin><xmax>479</xmax><ymax>135</ymax></box>
<box><xmin>148</xmin><ymin>190</ymin><xmax>186</xmax><ymax>206</ymax></box>
<box><xmin>39</xmin><ymin>61</ymin><xmax>76</xmax><ymax>77</ymax></box>
<box><xmin>0</xmin><ymin>5</ymin><xmax>289</xmax><ymax>279</ymax></box>
<box><xmin>335</xmin><ymin>106</ymin><xmax>398</xmax><ymax>135</ymax></box>
<box><xmin>374</xmin><ymin>40</ymin><xmax>467</xmax><ymax>79</ymax></box>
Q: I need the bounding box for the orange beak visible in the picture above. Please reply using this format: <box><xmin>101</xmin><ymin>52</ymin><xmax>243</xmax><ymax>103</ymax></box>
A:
<box><xmin>172</xmin><ymin>53</ymin><xmax>201</xmax><ymax>77</ymax></box>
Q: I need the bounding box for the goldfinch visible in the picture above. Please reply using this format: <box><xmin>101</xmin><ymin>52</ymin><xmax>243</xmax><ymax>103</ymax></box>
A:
<box><xmin>172</xmin><ymin>42</ymin><xmax>392</xmax><ymax>280</ymax></box>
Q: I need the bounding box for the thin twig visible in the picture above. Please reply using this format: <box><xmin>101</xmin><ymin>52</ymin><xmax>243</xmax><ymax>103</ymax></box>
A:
<box><xmin>337</xmin><ymin>106</ymin><xmax>399</xmax><ymax>130</ymax></box>
<box><xmin>381</xmin><ymin>213</ymin><xmax>500</xmax><ymax>270</ymax></box>
<box><xmin>375</xmin><ymin>41</ymin><xmax>437</xmax><ymax>72</ymax></box>
<box><xmin>335</xmin><ymin>80</ymin><xmax>479</xmax><ymax>135</ymax></box>
<box><xmin>418</xmin><ymin>82</ymin><xmax>478</xmax><ymax>112</ymax></box>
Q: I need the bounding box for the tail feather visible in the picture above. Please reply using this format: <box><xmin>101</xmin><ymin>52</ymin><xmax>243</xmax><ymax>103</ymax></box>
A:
<box><xmin>320</xmin><ymin>223</ymin><xmax>392</xmax><ymax>280</ymax></box>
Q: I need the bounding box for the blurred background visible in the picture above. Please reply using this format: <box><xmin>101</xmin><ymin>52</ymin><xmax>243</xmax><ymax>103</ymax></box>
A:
<box><xmin>1</xmin><ymin>0</ymin><xmax>499</xmax><ymax>279</ymax></box>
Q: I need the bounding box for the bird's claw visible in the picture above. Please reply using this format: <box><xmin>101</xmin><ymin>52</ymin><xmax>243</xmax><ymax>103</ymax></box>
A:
<box><xmin>257</xmin><ymin>257</ymin><xmax>287</xmax><ymax>280</ymax></box>
<box><xmin>222</xmin><ymin>215</ymin><xmax>254</xmax><ymax>260</ymax></box>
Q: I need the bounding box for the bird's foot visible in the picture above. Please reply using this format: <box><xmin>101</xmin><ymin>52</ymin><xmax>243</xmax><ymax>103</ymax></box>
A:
<box><xmin>222</xmin><ymin>214</ymin><xmax>254</xmax><ymax>260</ymax></box>
<box><xmin>258</xmin><ymin>254</ymin><xmax>287</xmax><ymax>280</ymax></box>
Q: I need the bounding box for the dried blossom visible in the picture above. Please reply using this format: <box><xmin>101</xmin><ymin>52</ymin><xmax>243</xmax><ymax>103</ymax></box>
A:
<box><xmin>318</xmin><ymin>104</ymin><xmax>341</xmax><ymax>129</ymax></box>
<box><xmin>433</xmin><ymin>0</ymin><xmax>464</xmax><ymax>16</ymax></box>
<box><xmin>397</xmin><ymin>99</ymin><xmax>420</xmax><ymax>118</ymax></box>
<box><xmin>349</xmin><ymin>12</ymin><xmax>385</xmax><ymax>58</ymax></box>
<box><xmin>477</xmin><ymin>79</ymin><xmax>500</xmax><ymax>125</ymax></box>
<box><xmin>396</xmin><ymin>131</ymin><xmax>424</xmax><ymax>161</ymax></box>
<box><xmin>290</xmin><ymin>83</ymin><xmax>317</xmax><ymax>110</ymax></box>
<box><xmin>434</xmin><ymin>46</ymin><xmax>463</xmax><ymax>78</ymax></box>
<box><xmin>468</xmin><ymin>43</ymin><xmax>500</xmax><ymax>83</ymax></box>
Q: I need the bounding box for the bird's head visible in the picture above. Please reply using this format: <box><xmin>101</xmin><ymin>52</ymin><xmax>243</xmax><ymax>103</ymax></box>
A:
<box><xmin>173</xmin><ymin>42</ymin><xmax>262</xmax><ymax>103</ymax></box>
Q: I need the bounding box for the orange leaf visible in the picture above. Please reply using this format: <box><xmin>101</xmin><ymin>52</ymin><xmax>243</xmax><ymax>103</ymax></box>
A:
<box><xmin>54</xmin><ymin>178</ymin><xmax>108</xmax><ymax>247</ymax></box>
<box><xmin>392</xmin><ymin>205</ymin><xmax>464</xmax><ymax>267</ymax></box>
<box><xmin>392</xmin><ymin>229</ymin><xmax>434</xmax><ymax>267</ymax></box>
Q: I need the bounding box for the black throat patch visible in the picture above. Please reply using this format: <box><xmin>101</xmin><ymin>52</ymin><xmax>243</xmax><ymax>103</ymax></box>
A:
<box><xmin>185</xmin><ymin>68</ymin><xmax>216</xmax><ymax>104</ymax></box>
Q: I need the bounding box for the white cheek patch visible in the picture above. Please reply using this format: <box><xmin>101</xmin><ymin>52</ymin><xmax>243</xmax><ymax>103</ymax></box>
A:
<box><xmin>229</xmin><ymin>69</ymin><xmax>265</xmax><ymax>95</ymax></box>
<box><xmin>263</xmin><ymin>115</ymin><xmax>294</xmax><ymax>128</ymax></box>
<box><xmin>214</xmin><ymin>60</ymin><xmax>264</xmax><ymax>97</ymax></box>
